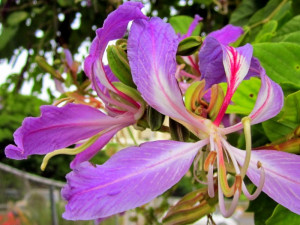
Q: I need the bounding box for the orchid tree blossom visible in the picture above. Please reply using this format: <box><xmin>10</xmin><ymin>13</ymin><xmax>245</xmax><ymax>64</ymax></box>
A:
<box><xmin>4</xmin><ymin>2</ymin><xmax>146</xmax><ymax>170</ymax></box>
<box><xmin>60</xmin><ymin>3</ymin><xmax>300</xmax><ymax>221</ymax></box>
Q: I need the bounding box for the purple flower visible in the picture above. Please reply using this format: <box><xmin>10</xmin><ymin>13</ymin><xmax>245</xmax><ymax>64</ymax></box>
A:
<box><xmin>61</xmin><ymin>4</ymin><xmax>300</xmax><ymax>221</ymax></box>
<box><xmin>5</xmin><ymin>2</ymin><xmax>146</xmax><ymax>169</ymax></box>
<box><xmin>5</xmin><ymin>2</ymin><xmax>300</xmax><ymax>222</ymax></box>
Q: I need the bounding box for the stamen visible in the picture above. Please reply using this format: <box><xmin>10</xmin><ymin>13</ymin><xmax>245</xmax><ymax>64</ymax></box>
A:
<box><xmin>204</xmin><ymin>151</ymin><xmax>217</xmax><ymax>171</ymax></box>
<box><xmin>218</xmin><ymin>183</ymin><xmax>241</xmax><ymax>218</ymax></box>
<box><xmin>175</xmin><ymin>64</ymin><xmax>185</xmax><ymax>80</ymax></box>
<box><xmin>207</xmin><ymin>164</ymin><xmax>215</xmax><ymax>197</ymax></box>
<box><xmin>216</xmin><ymin>138</ymin><xmax>236</xmax><ymax>197</ymax></box>
<box><xmin>240</xmin><ymin>117</ymin><xmax>252</xmax><ymax>179</ymax></box>
<box><xmin>193</xmin><ymin>150</ymin><xmax>208</xmax><ymax>185</ymax></box>
<box><xmin>242</xmin><ymin>161</ymin><xmax>265</xmax><ymax>200</ymax></box>
<box><xmin>41</xmin><ymin>133</ymin><xmax>102</xmax><ymax>171</ymax></box>
<box><xmin>53</xmin><ymin>97</ymin><xmax>75</xmax><ymax>106</ymax></box>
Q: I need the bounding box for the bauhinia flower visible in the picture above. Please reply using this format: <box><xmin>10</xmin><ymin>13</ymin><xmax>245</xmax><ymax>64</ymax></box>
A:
<box><xmin>60</xmin><ymin>2</ymin><xmax>300</xmax><ymax>221</ymax></box>
<box><xmin>4</xmin><ymin>2</ymin><xmax>146</xmax><ymax>170</ymax></box>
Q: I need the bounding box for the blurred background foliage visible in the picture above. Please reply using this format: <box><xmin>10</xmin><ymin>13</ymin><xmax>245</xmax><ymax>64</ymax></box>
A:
<box><xmin>1</xmin><ymin>0</ymin><xmax>300</xmax><ymax>224</ymax></box>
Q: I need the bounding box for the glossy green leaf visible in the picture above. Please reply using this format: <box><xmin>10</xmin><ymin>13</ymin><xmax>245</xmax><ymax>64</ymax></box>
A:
<box><xmin>247</xmin><ymin>192</ymin><xmax>278</xmax><ymax>225</ymax></box>
<box><xmin>266</xmin><ymin>205</ymin><xmax>300</xmax><ymax>225</ymax></box>
<box><xmin>275</xmin><ymin>15</ymin><xmax>300</xmax><ymax>39</ymax></box>
<box><xmin>280</xmin><ymin>90</ymin><xmax>300</xmax><ymax>124</ymax></box>
<box><xmin>248</xmin><ymin>0</ymin><xmax>290</xmax><ymax>26</ymax></box>
<box><xmin>220</xmin><ymin>77</ymin><xmax>261</xmax><ymax>115</ymax></box>
<box><xmin>279</xmin><ymin>31</ymin><xmax>300</xmax><ymax>44</ymax></box>
<box><xmin>7</xmin><ymin>11</ymin><xmax>29</xmax><ymax>26</ymax></box>
<box><xmin>254</xmin><ymin>20</ymin><xmax>277</xmax><ymax>43</ymax></box>
<box><xmin>169</xmin><ymin>16</ymin><xmax>201</xmax><ymax>35</ymax></box>
<box><xmin>229</xmin><ymin>0</ymin><xmax>262</xmax><ymax>26</ymax></box>
<box><xmin>253</xmin><ymin>42</ymin><xmax>300</xmax><ymax>86</ymax></box>
<box><xmin>262</xmin><ymin>113</ymin><xmax>296</xmax><ymax>142</ymax></box>
<box><xmin>263</xmin><ymin>91</ymin><xmax>300</xmax><ymax>142</ymax></box>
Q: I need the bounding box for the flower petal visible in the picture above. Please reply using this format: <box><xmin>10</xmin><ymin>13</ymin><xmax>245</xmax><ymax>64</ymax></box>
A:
<box><xmin>84</xmin><ymin>2</ymin><xmax>146</xmax><ymax>93</ymax></box>
<box><xmin>62</xmin><ymin>139</ymin><xmax>208</xmax><ymax>220</ymax></box>
<box><xmin>223</xmin><ymin>67</ymin><xmax>284</xmax><ymax>134</ymax></box>
<box><xmin>222</xmin><ymin>44</ymin><xmax>253</xmax><ymax>92</ymax></box>
<box><xmin>231</xmin><ymin>147</ymin><xmax>300</xmax><ymax>214</ymax></box>
<box><xmin>248</xmin><ymin>69</ymin><xmax>284</xmax><ymax>124</ymax></box>
<box><xmin>199</xmin><ymin>37</ymin><xmax>224</xmax><ymax>89</ymax></box>
<box><xmin>5</xmin><ymin>104</ymin><xmax>135</xmax><ymax>159</ymax></box>
<box><xmin>128</xmin><ymin>18</ymin><xmax>208</xmax><ymax>132</ymax></box>
<box><xmin>207</xmin><ymin>24</ymin><xmax>243</xmax><ymax>45</ymax></box>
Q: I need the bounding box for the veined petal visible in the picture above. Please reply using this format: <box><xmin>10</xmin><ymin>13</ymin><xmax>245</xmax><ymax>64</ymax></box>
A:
<box><xmin>5</xmin><ymin>104</ymin><xmax>135</xmax><ymax>160</ymax></box>
<box><xmin>199</xmin><ymin>38</ymin><xmax>257</xmax><ymax>90</ymax></box>
<box><xmin>199</xmin><ymin>37</ymin><xmax>224</xmax><ymax>89</ymax></box>
<box><xmin>62</xmin><ymin>139</ymin><xmax>209</xmax><ymax>220</ymax></box>
<box><xmin>84</xmin><ymin>2</ymin><xmax>146</xmax><ymax>105</ymax></box>
<box><xmin>128</xmin><ymin>18</ymin><xmax>208</xmax><ymax>132</ymax></box>
<box><xmin>213</xmin><ymin>44</ymin><xmax>253</xmax><ymax>125</ymax></box>
<box><xmin>207</xmin><ymin>24</ymin><xmax>243</xmax><ymax>45</ymax></box>
<box><xmin>248</xmin><ymin>70</ymin><xmax>284</xmax><ymax>124</ymax></box>
<box><xmin>222</xmin><ymin>67</ymin><xmax>284</xmax><ymax>134</ymax></box>
<box><xmin>70</xmin><ymin>126</ymin><xmax>124</xmax><ymax>169</ymax></box>
<box><xmin>231</xmin><ymin>147</ymin><xmax>300</xmax><ymax>214</ymax></box>
<box><xmin>222</xmin><ymin>44</ymin><xmax>253</xmax><ymax>92</ymax></box>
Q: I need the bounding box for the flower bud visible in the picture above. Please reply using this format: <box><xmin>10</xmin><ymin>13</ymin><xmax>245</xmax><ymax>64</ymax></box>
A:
<box><xmin>169</xmin><ymin>118</ymin><xmax>190</xmax><ymax>142</ymax></box>
<box><xmin>177</xmin><ymin>36</ymin><xmax>202</xmax><ymax>56</ymax></box>
<box><xmin>147</xmin><ymin>106</ymin><xmax>165</xmax><ymax>131</ymax></box>
<box><xmin>163</xmin><ymin>188</ymin><xmax>217</xmax><ymax>225</ymax></box>
<box><xmin>107</xmin><ymin>45</ymin><xmax>135</xmax><ymax>87</ymax></box>
<box><xmin>35</xmin><ymin>56</ymin><xmax>64</xmax><ymax>81</ymax></box>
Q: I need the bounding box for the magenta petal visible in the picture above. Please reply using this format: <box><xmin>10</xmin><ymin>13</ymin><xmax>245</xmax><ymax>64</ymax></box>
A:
<box><xmin>207</xmin><ymin>24</ymin><xmax>243</xmax><ymax>45</ymax></box>
<box><xmin>128</xmin><ymin>18</ymin><xmax>207</xmax><ymax>131</ymax></box>
<box><xmin>232</xmin><ymin>147</ymin><xmax>300</xmax><ymax>214</ymax></box>
<box><xmin>62</xmin><ymin>139</ymin><xmax>208</xmax><ymax>220</ymax></box>
<box><xmin>84</xmin><ymin>2</ymin><xmax>146</xmax><ymax>93</ymax></box>
<box><xmin>5</xmin><ymin>103</ymin><xmax>134</xmax><ymax>159</ymax></box>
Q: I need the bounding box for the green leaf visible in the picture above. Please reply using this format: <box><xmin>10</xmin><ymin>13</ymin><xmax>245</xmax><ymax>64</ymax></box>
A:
<box><xmin>7</xmin><ymin>11</ymin><xmax>29</xmax><ymax>26</ymax></box>
<box><xmin>248</xmin><ymin>0</ymin><xmax>290</xmax><ymax>26</ymax></box>
<box><xmin>263</xmin><ymin>91</ymin><xmax>300</xmax><ymax>142</ymax></box>
<box><xmin>254</xmin><ymin>20</ymin><xmax>277</xmax><ymax>43</ymax></box>
<box><xmin>262</xmin><ymin>113</ymin><xmax>296</xmax><ymax>142</ymax></box>
<box><xmin>0</xmin><ymin>26</ymin><xmax>18</xmax><ymax>50</ymax></box>
<box><xmin>169</xmin><ymin>16</ymin><xmax>201</xmax><ymax>35</ymax></box>
<box><xmin>266</xmin><ymin>205</ymin><xmax>300</xmax><ymax>225</ymax></box>
<box><xmin>229</xmin><ymin>0</ymin><xmax>262</xmax><ymax>26</ymax></box>
<box><xmin>193</xmin><ymin>0</ymin><xmax>213</xmax><ymax>5</ymax></box>
<box><xmin>253</xmin><ymin>42</ymin><xmax>300</xmax><ymax>86</ymax></box>
<box><xmin>275</xmin><ymin>15</ymin><xmax>300</xmax><ymax>39</ymax></box>
<box><xmin>278</xmin><ymin>31</ymin><xmax>300</xmax><ymax>44</ymax></box>
<box><xmin>280</xmin><ymin>82</ymin><xmax>300</xmax><ymax>96</ymax></box>
<box><xmin>220</xmin><ymin>77</ymin><xmax>261</xmax><ymax>115</ymax></box>
<box><xmin>247</xmin><ymin>192</ymin><xmax>278</xmax><ymax>225</ymax></box>
<box><xmin>280</xmin><ymin>90</ymin><xmax>300</xmax><ymax>124</ymax></box>
<box><xmin>57</xmin><ymin>0</ymin><xmax>73</xmax><ymax>7</ymax></box>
